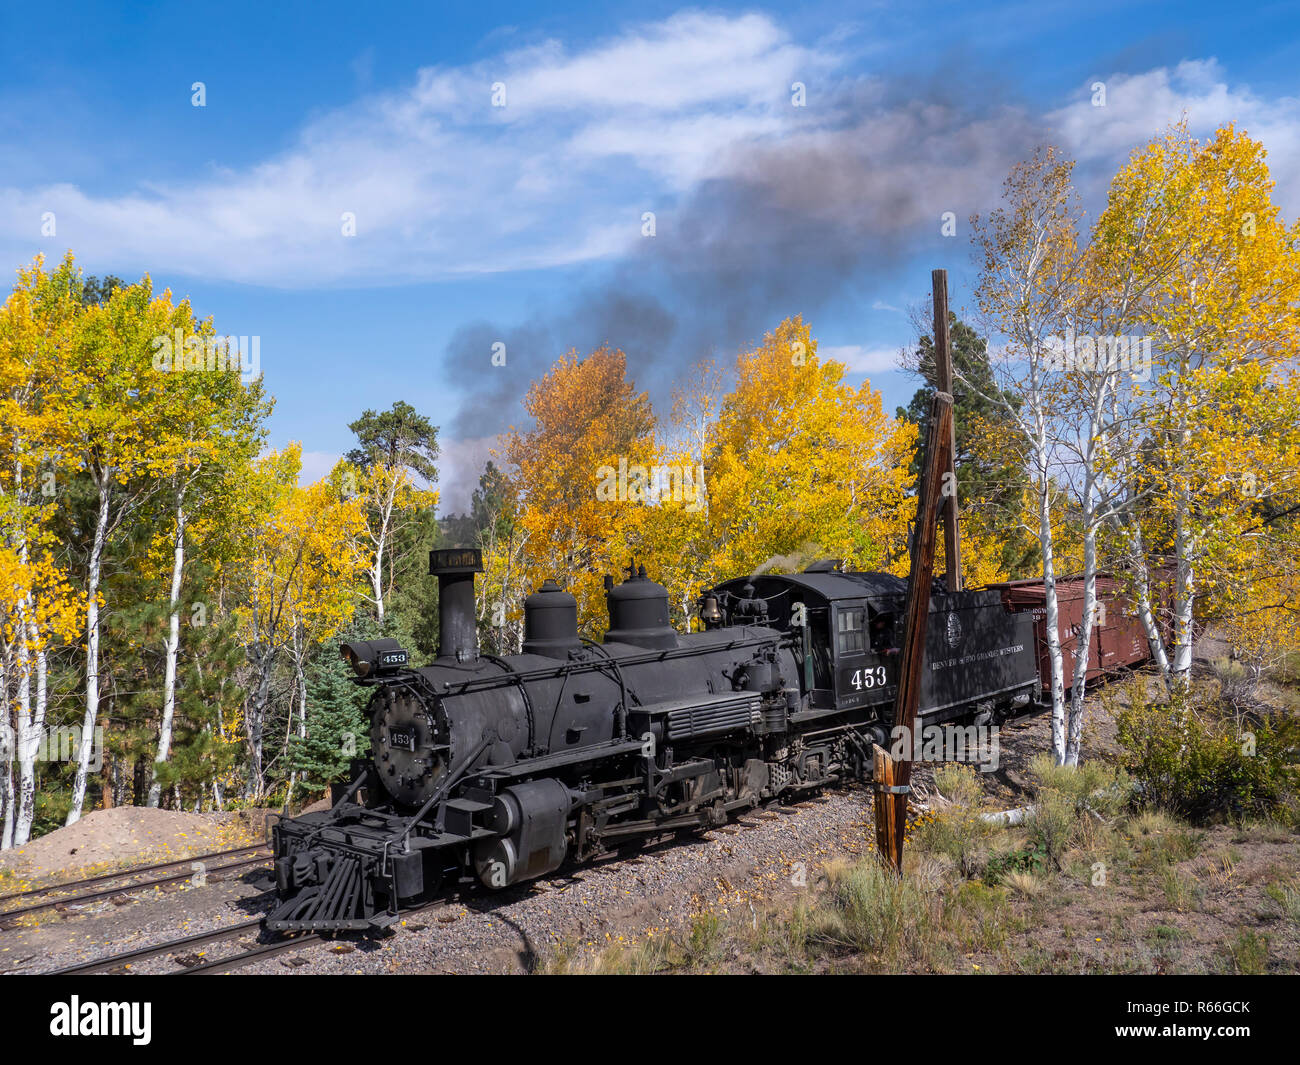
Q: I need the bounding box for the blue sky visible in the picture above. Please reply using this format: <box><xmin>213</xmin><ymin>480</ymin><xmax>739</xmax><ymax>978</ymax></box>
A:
<box><xmin>2</xmin><ymin>1</ymin><xmax>1298</xmax><ymax>508</ymax></box>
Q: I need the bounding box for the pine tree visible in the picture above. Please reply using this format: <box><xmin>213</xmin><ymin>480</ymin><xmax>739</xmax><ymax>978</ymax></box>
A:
<box><xmin>284</xmin><ymin>636</ymin><xmax>372</xmax><ymax>798</ymax></box>
<box><xmin>897</xmin><ymin>313</ymin><xmax>1038</xmax><ymax>577</ymax></box>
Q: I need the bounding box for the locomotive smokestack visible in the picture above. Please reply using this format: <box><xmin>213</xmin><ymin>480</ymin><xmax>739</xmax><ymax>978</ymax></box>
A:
<box><xmin>429</xmin><ymin>548</ymin><xmax>484</xmax><ymax>662</ymax></box>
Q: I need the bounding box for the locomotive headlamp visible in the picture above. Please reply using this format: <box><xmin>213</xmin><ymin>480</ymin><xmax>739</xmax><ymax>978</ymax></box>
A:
<box><xmin>340</xmin><ymin>638</ymin><xmax>409</xmax><ymax>677</ymax></box>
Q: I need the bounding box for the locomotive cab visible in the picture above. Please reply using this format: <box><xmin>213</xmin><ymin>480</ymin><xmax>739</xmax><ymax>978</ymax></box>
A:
<box><xmin>705</xmin><ymin>567</ymin><xmax>1040</xmax><ymax>728</ymax></box>
<box><xmin>832</xmin><ymin>600</ymin><xmax>897</xmax><ymax>710</ymax></box>
<box><xmin>708</xmin><ymin>570</ymin><xmax>912</xmax><ymax>717</ymax></box>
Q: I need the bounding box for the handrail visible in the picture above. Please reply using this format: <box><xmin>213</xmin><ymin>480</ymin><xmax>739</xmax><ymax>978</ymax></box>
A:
<box><xmin>392</xmin><ymin>734</ymin><xmax>493</xmax><ymax>853</ymax></box>
<box><xmin>480</xmin><ymin>653</ymin><xmax>537</xmax><ymax>753</ymax></box>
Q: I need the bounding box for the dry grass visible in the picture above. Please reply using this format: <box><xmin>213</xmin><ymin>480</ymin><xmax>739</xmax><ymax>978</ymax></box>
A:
<box><xmin>537</xmin><ymin>758</ymin><xmax>1300</xmax><ymax>976</ymax></box>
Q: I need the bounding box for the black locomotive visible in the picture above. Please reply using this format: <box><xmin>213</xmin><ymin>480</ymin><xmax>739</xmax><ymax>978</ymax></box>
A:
<box><xmin>265</xmin><ymin>548</ymin><xmax>1039</xmax><ymax>931</ymax></box>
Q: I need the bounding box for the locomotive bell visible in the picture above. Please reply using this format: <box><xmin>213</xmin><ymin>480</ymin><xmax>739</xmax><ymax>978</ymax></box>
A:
<box><xmin>699</xmin><ymin>594</ymin><xmax>723</xmax><ymax>627</ymax></box>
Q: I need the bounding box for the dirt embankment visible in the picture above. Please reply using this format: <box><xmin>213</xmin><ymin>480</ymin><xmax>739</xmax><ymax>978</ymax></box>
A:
<box><xmin>0</xmin><ymin>807</ymin><xmax>275</xmax><ymax>886</ymax></box>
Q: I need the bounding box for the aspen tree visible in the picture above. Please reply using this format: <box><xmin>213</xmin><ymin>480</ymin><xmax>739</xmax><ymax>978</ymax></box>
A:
<box><xmin>146</xmin><ymin>339</ymin><xmax>268</xmax><ymax>806</ymax></box>
<box><xmin>1094</xmin><ymin>124</ymin><xmax>1300</xmax><ymax>690</ymax></box>
<box><xmin>971</xmin><ymin>148</ymin><xmax>1086</xmax><ymax>763</ymax></box>
<box><xmin>236</xmin><ymin>448</ymin><xmax>365</xmax><ymax>799</ymax></box>
<box><xmin>0</xmin><ymin>256</ymin><xmax>82</xmax><ymax>842</ymax></box>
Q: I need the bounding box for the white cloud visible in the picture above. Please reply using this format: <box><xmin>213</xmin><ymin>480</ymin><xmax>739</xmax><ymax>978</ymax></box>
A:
<box><xmin>0</xmin><ymin>12</ymin><xmax>829</xmax><ymax>287</ymax></box>
<box><xmin>297</xmin><ymin>449</ymin><xmax>342</xmax><ymax>484</ymax></box>
<box><xmin>820</xmin><ymin>344</ymin><xmax>902</xmax><ymax>374</ymax></box>
<box><xmin>5</xmin><ymin>21</ymin><xmax>1298</xmax><ymax>292</ymax></box>
<box><xmin>1049</xmin><ymin>59</ymin><xmax>1300</xmax><ymax>214</ymax></box>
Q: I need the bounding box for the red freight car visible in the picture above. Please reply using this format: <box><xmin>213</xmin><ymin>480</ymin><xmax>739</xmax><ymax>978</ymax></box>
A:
<box><xmin>985</xmin><ymin>574</ymin><xmax>1156</xmax><ymax>695</ymax></box>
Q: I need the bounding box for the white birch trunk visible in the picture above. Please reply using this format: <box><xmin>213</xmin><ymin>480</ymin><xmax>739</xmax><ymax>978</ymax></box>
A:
<box><xmin>1064</xmin><ymin>351</ymin><xmax>1122</xmax><ymax>767</ymax></box>
<box><xmin>370</xmin><ymin>468</ymin><xmax>406</xmax><ymax>628</ymax></box>
<box><xmin>1</xmin><ymin>657</ymin><xmax>13</xmax><ymax>850</ymax></box>
<box><xmin>11</xmin><ymin>454</ymin><xmax>35</xmax><ymax>842</ymax></box>
<box><xmin>1166</xmin><ymin>390</ymin><xmax>1196</xmax><ymax>688</ymax></box>
<box><xmin>12</xmin><ymin>596</ymin><xmax>32</xmax><ymax>840</ymax></box>
<box><xmin>245</xmin><ymin>646</ymin><xmax>274</xmax><ymax>800</ymax></box>
<box><xmin>1</xmin><ymin>742</ymin><xmax>12</xmax><ymax>850</ymax></box>
<box><xmin>149</xmin><ymin>495</ymin><xmax>187</xmax><ymax>808</ymax></box>
<box><xmin>1066</xmin><ymin>515</ymin><xmax>1097</xmax><ymax>767</ymax></box>
<box><xmin>1037</xmin><ymin>456</ymin><xmax>1067</xmax><ymax>765</ymax></box>
<box><xmin>284</xmin><ymin>627</ymin><xmax>308</xmax><ymax>812</ymax></box>
<box><xmin>7</xmin><ymin>460</ymin><xmax>29</xmax><ymax>846</ymax></box>
<box><xmin>371</xmin><ymin>530</ymin><xmax>386</xmax><ymax>626</ymax></box>
<box><xmin>1171</xmin><ymin>494</ymin><xmax>1196</xmax><ymax>687</ymax></box>
<box><xmin>67</xmin><ymin>477</ymin><xmax>111</xmax><ymax>826</ymax></box>
<box><xmin>1126</xmin><ymin>528</ymin><xmax>1171</xmax><ymax>684</ymax></box>
<box><xmin>14</xmin><ymin>610</ymin><xmax>47</xmax><ymax>846</ymax></box>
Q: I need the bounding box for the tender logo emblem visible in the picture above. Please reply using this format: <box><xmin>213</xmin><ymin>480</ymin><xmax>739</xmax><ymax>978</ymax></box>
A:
<box><xmin>945</xmin><ymin>612</ymin><xmax>963</xmax><ymax>648</ymax></box>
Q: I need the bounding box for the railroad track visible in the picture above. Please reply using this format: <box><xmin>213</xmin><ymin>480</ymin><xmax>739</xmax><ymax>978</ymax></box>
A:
<box><xmin>45</xmin><ymin>915</ymin><xmax>330</xmax><ymax>976</ymax></box>
<box><xmin>41</xmin><ymin>837</ymin><xmax>680</xmax><ymax>976</ymax></box>
<box><xmin>32</xmin><ymin>791</ymin><xmax>844</xmax><ymax>975</ymax></box>
<box><xmin>46</xmin><ymin>899</ymin><xmax>459</xmax><ymax>976</ymax></box>
<box><xmin>30</xmin><ymin>825</ymin><xmax>673</xmax><ymax>975</ymax></box>
<box><xmin>46</xmin><ymin>917</ymin><xmax>271</xmax><ymax>974</ymax></box>
<box><xmin>0</xmin><ymin>842</ymin><xmax>269</xmax><ymax>905</ymax></box>
<box><xmin>0</xmin><ymin>845</ymin><xmax>272</xmax><ymax>923</ymax></box>
<box><xmin>177</xmin><ymin>929</ymin><xmax>328</xmax><ymax>974</ymax></box>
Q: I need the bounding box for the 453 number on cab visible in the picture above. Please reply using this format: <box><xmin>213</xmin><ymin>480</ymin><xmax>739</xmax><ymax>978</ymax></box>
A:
<box><xmin>849</xmin><ymin>666</ymin><xmax>888</xmax><ymax>691</ymax></box>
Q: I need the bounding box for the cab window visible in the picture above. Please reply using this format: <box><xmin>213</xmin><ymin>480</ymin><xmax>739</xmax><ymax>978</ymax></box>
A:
<box><xmin>869</xmin><ymin>610</ymin><xmax>897</xmax><ymax>652</ymax></box>
<box><xmin>836</xmin><ymin>607</ymin><xmax>866</xmax><ymax>654</ymax></box>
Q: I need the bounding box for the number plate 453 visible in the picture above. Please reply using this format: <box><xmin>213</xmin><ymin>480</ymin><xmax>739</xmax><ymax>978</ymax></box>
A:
<box><xmin>846</xmin><ymin>666</ymin><xmax>888</xmax><ymax>691</ymax></box>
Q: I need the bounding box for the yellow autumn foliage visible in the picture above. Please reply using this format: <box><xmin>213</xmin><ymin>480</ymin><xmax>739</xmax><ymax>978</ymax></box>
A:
<box><xmin>489</xmin><ymin>318</ymin><xmax>919</xmax><ymax>639</ymax></box>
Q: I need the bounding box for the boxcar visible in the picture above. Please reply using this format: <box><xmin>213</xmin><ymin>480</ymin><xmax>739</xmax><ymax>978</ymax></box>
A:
<box><xmin>986</xmin><ymin>574</ymin><xmax>1160</xmax><ymax>694</ymax></box>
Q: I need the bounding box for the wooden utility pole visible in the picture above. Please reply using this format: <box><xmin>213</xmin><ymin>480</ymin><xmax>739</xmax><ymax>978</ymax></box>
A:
<box><xmin>874</xmin><ymin>390</ymin><xmax>954</xmax><ymax>873</ymax></box>
<box><xmin>931</xmin><ymin>269</ymin><xmax>962</xmax><ymax>591</ymax></box>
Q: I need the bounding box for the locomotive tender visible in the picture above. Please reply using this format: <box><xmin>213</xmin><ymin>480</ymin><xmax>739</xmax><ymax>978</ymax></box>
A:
<box><xmin>264</xmin><ymin>549</ymin><xmax>1049</xmax><ymax>932</ymax></box>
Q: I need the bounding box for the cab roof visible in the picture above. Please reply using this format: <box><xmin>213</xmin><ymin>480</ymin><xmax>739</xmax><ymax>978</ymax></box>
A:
<box><xmin>716</xmin><ymin>570</ymin><xmax>908</xmax><ymax>602</ymax></box>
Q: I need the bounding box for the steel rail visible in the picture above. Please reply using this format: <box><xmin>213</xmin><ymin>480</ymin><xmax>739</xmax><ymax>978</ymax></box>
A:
<box><xmin>0</xmin><ymin>843</ymin><xmax>268</xmax><ymax>906</ymax></box>
<box><xmin>178</xmin><ymin>932</ymin><xmax>325</xmax><ymax>974</ymax></box>
<box><xmin>44</xmin><ymin>918</ymin><xmax>266</xmax><ymax>975</ymax></box>
<box><xmin>1</xmin><ymin>853</ymin><xmax>271</xmax><ymax>920</ymax></box>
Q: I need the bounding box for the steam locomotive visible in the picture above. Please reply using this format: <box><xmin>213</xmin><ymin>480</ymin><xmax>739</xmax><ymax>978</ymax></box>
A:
<box><xmin>264</xmin><ymin>548</ymin><xmax>1130</xmax><ymax>932</ymax></box>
